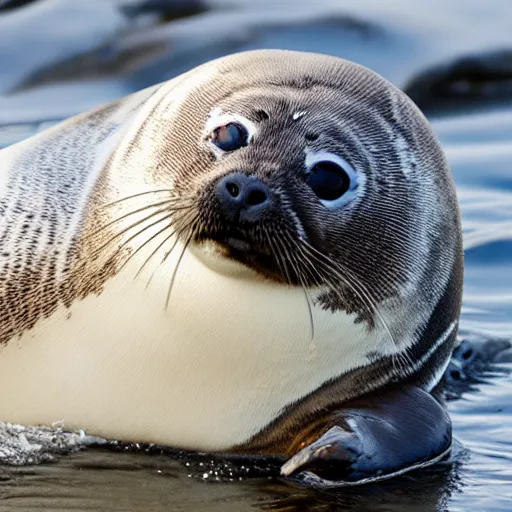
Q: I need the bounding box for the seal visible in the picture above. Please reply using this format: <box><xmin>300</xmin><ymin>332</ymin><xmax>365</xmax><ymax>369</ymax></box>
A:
<box><xmin>0</xmin><ymin>50</ymin><xmax>463</xmax><ymax>486</ymax></box>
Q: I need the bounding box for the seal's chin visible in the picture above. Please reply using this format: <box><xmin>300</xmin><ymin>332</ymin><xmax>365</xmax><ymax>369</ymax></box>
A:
<box><xmin>191</xmin><ymin>232</ymin><xmax>283</xmax><ymax>282</ymax></box>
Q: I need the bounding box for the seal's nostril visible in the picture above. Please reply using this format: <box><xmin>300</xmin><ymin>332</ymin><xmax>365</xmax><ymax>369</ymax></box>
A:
<box><xmin>216</xmin><ymin>173</ymin><xmax>271</xmax><ymax>223</ymax></box>
<box><xmin>246</xmin><ymin>188</ymin><xmax>268</xmax><ymax>206</ymax></box>
<box><xmin>226</xmin><ymin>181</ymin><xmax>240</xmax><ymax>198</ymax></box>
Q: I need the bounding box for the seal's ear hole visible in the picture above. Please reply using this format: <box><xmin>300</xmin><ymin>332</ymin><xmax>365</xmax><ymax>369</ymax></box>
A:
<box><xmin>254</xmin><ymin>110</ymin><xmax>269</xmax><ymax>121</ymax></box>
<box><xmin>305</xmin><ymin>133</ymin><xmax>319</xmax><ymax>141</ymax></box>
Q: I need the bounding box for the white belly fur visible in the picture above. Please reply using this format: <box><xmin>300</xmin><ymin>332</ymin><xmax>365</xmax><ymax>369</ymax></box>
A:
<box><xmin>0</xmin><ymin>239</ymin><xmax>384</xmax><ymax>451</ymax></box>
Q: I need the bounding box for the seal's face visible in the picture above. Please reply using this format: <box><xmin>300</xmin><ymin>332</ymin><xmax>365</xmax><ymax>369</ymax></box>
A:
<box><xmin>167</xmin><ymin>81</ymin><xmax>450</xmax><ymax>325</ymax></box>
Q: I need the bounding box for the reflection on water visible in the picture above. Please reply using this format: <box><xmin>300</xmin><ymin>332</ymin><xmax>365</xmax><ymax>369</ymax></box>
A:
<box><xmin>0</xmin><ymin>0</ymin><xmax>511</xmax><ymax>510</ymax></box>
<box><xmin>0</xmin><ymin>445</ymin><xmax>466</xmax><ymax>511</ymax></box>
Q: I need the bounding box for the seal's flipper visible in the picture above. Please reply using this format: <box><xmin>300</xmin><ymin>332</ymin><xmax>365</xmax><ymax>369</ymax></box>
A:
<box><xmin>281</xmin><ymin>386</ymin><xmax>452</xmax><ymax>488</ymax></box>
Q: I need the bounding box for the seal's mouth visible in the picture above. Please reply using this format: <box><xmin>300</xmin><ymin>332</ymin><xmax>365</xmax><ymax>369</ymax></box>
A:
<box><xmin>197</xmin><ymin>228</ymin><xmax>267</xmax><ymax>254</ymax></box>
<box><xmin>220</xmin><ymin>232</ymin><xmax>253</xmax><ymax>254</ymax></box>
<box><xmin>195</xmin><ymin>230</ymin><xmax>283</xmax><ymax>281</ymax></box>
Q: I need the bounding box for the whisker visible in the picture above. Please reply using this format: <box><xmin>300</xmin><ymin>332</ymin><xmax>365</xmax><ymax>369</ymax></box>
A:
<box><xmin>265</xmin><ymin>229</ymin><xmax>293</xmax><ymax>286</ymax></box>
<box><xmin>265</xmin><ymin>230</ymin><xmax>315</xmax><ymax>338</ymax></box>
<box><xmin>165</xmin><ymin>225</ymin><xmax>196</xmax><ymax>309</ymax></box>
<box><xmin>102</xmin><ymin>189</ymin><xmax>174</xmax><ymax>208</ymax></box>
<box><xmin>160</xmin><ymin>213</ymin><xmax>198</xmax><ymax>265</ymax></box>
<box><xmin>139</xmin><ymin>231</ymin><xmax>173</xmax><ymax>281</ymax></box>
<box><xmin>294</xmin><ymin>245</ymin><xmax>398</xmax><ymax>368</ymax></box>
<box><xmin>142</xmin><ymin>232</ymin><xmax>177</xmax><ymax>289</ymax></box>
<box><xmin>295</xmin><ymin>239</ymin><xmax>410</xmax><ymax>371</ymax></box>
<box><xmin>300</xmin><ymin>241</ymin><xmax>383</xmax><ymax>323</ymax></box>
<box><xmin>140</xmin><ymin>212</ymin><xmax>197</xmax><ymax>287</ymax></box>
<box><xmin>86</xmin><ymin>201</ymin><xmax>192</xmax><ymax>241</ymax></box>
<box><xmin>89</xmin><ymin>208</ymin><xmax>173</xmax><ymax>261</ymax></box>
<box><xmin>278</xmin><ymin>232</ymin><xmax>315</xmax><ymax>340</ymax></box>
<box><xmin>103</xmin><ymin>215</ymin><xmax>173</xmax><ymax>272</ymax></box>
<box><xmin>285</xmin><ymin>242</ymin><xmax>323</xmax><ymax>288</ymax></box>
<box><xmin>116</xmin><ymin>213</ymin><xmax>192</xmax><ymax>277</ymax></box>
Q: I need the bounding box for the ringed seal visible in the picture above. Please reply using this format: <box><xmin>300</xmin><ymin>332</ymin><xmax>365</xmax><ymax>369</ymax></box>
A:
<box><xmin>0</xmin><ymin>50</ymin><xmax>463</xmax><ymax>487</ymax></box>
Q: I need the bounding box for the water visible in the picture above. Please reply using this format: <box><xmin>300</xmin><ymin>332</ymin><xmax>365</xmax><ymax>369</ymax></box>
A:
<box><xmin>0</xmin><ymin>1</ymin><xmax>511</xmax><ymax>510</ymax></box>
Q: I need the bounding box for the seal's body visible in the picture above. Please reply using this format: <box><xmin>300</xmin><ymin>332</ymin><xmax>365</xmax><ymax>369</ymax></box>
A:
<box><xmin>0</xmin><ymin>50</ymin><xmax>463</xmax><ymax>486</ymax></box>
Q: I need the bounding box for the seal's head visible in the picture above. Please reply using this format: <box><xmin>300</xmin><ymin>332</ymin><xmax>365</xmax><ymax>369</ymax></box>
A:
<box><xmin>154</xmin><ymin>50</ymin><xmax>462</xmax><ymax>382</ymax></box>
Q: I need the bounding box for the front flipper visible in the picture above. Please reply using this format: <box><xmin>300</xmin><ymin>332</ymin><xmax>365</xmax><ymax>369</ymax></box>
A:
<box><xmin>281</xmin><ymin>386</ymin><xmax>451</xmax><ymax>488</ymax></box>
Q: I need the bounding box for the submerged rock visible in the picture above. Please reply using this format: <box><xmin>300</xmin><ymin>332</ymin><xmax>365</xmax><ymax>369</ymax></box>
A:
<box><xmin>405</xmin><ymin>49</ymin><xmax>512</xmax><ymax>115</ymax></box>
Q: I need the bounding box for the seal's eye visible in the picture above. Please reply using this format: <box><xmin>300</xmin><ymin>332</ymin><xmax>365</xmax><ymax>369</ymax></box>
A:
<box><xmin>211</xmin><ymin>123</ymin><xmax>249</xmax><ymax>152</ymax></box>
<box><xmin>307</xmin><ymin>161</ymin><xmax>351</xmax><ymax>201</ymax></box>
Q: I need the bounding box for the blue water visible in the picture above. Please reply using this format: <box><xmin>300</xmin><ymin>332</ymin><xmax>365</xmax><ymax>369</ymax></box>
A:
<box><xmin>0</xmin><ymin>1</ymin><xmax>511</xmax><ymax>510</ymax></box>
